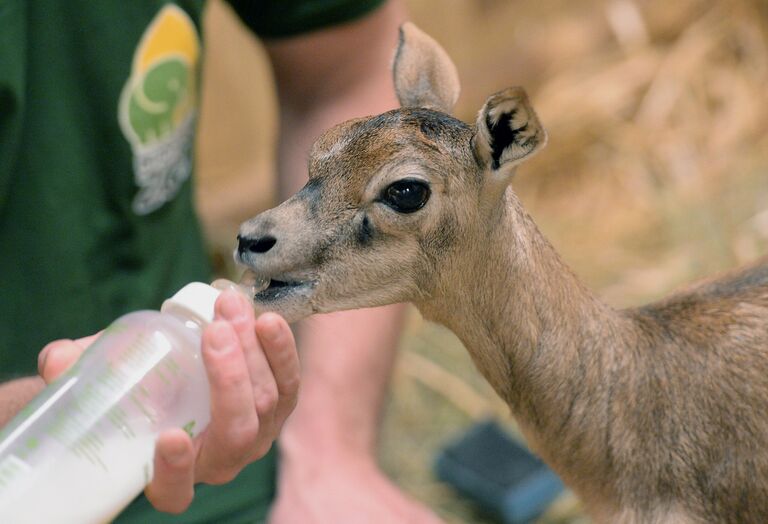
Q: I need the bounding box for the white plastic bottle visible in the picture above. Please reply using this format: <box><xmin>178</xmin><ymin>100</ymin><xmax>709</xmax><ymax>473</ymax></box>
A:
<box><xmin>0</xmin><ymin>282</ymin><xmax>225</xmax><ymax>523</ymax></box>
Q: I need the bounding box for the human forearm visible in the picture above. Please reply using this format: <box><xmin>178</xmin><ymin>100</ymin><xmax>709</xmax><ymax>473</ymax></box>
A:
<box><xmin>266</xmin><ymin>0</ymin><xmax>405</xmax><ymax>197</ymax></box>
<box><xmin>0</xmin><ymin>376</ymin><xmax>45</xmax><ymax>428</ymax></box>
<box><xmin>271</xmin><ymin>307</ymin><xmax>444</xmax><ymax>524</ymax></box>
<box><xmin>282</xmin><ymin>306</ymin><xmax>405</xmax><ymax>460</ymax></box>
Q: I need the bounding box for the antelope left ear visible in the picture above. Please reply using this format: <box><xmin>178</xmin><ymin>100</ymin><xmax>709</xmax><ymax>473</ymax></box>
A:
<box><xmin>392</xmin><ymin>23</ymin><xmax>460</xmax><ymax>113</ymax></box>
<box><xmin>473</xmin><ymin>87</ymin><xmax>547</xmax><ymax>180</ymax></box>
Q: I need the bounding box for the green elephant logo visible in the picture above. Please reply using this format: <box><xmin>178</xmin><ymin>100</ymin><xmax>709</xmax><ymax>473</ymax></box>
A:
<box><xmin>124</xmin><ymin>57</ymin><xmax>193</xmax><ymax>146</ymax></box>
<box><xmin>118</xmin><ymin>5</ymin><xmax>200</xmax><ymax>215</ymax></box>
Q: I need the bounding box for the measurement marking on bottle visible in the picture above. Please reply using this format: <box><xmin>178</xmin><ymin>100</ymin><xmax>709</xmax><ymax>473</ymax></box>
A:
<box><xmin>14</xmin><ymin>331</ymin><xmax>176</xmax><ymax>474</ymax></box>
<box><xmin>0</xmin><ymin>454</ymin><xmax>30</xmax><ymax>489</ymax></box>
<box><xmin>0</xmin><ymin>284</ymin><xmax>218</xmax><ymax>521</ymax></box>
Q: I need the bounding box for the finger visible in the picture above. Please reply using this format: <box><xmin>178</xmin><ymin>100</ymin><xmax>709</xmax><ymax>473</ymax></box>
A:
<box><xmin>145</xmin><ymin>429</ymin><xmax>195</xmax><ymax>514</ymax></box>
<box><xmin>216</xmin><ymin>292</ymin><xmax>279</xmax><ymax>442</ymax></box>
<box><xmin>196</xmin><ymin>320</ymin><xmax>259</xmax><ymax>484</ymax></box>
<box><xmin>255</xmin><ymin>313</ymin><xmax>299</xmax><ymax>430</ymax></box>
<box><xmin>38</xmin><ymin>334</ymin><xmax>99</xmax><ymax>383</ymax></box>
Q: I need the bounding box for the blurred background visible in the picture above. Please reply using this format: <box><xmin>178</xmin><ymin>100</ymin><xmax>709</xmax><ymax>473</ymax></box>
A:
<box><xmin>195</xmin><ymin>1</ymin><xmax>768</xmax><ymax>522</ymax></box>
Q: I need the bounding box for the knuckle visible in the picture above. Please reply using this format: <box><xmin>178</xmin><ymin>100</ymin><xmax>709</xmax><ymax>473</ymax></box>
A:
<box><xmin>250</xmin><ymin>440</ymin><xmax>275</xmax><ymax>461</ymax></box>
<box><xmin>277</xmin><ymin>373</ymin><xmax>300</xmax><ymax>397</ymax></box>
<box><xmin>253</xmin><ymin>387</ymin><xmax>279</xmax><ymax>416</ymax></box>
<box><xmin>223</xmin><ymin>419</ymin><xmax>261</xmax><ymax>456</ymax></box>
<box><xmin>205</xmin><ymin>467</ymin><xmax>239</xmax><ymax>486</ymax></box>
<box><xmin>197</xmin><ymin>419</ymin><xmax>262</xmax><ymax>486</ymax></box>
<box><xmin>209</xmin><ymin>364</ymin><xmax>250</xmax><ymax>390</ymax></box>
<box><xmin>273</xmin><ymin>341</ymin><xmax>298</xmax><ymax>365</ymax></box>
<box><xmin>283</xmin><ymin>395</ymin><xmax>299</xmax><ymax>417</ymax></box>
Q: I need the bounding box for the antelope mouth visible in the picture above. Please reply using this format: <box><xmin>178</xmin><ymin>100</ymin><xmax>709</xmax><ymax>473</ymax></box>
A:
<box><xmin>256</xmin><ymin>277</ymin><xmax>313</xmax><ymax>301</ymax></box>
<box><xmin>238</xmin><ymin>269</ymin><xmax>316</xmax><ymax>305</ymax></box>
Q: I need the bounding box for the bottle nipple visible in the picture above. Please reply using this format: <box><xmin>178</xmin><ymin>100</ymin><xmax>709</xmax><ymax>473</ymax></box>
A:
<box><xmin>211</xmin><ymin>270</ymin><xmax>269</xmax><ymax>302</ymax></box>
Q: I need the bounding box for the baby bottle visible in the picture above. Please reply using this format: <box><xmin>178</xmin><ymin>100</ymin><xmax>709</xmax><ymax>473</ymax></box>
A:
<box><xmin>0</xmin><ymin>282</ymin><xmax>228</xmax><ymax>523</ymax></box>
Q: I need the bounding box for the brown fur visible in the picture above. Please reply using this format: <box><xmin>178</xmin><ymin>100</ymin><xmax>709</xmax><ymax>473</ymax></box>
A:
<box><xmin>236</xmin><ymin>23</ymin><xmax>768</xmax><ymax>523</ymax></box>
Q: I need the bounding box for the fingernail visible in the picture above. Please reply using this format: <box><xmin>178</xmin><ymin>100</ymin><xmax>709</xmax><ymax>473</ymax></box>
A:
<box><xmin>210</xmin><ymin>323</ymin><xmax>236</xmax><ymax>353</ymax></box>
<box><xmin>37</xmin><ymin>346</ymin><xmax>51</xmax><ymax>376</ymax></box>
<box><xmin>162</xmin><ymin>445</ymin><xmax>188</xmax><ymax>467</ymax></box>
<box><xmin>218</xmin><ymin>292</ymin><xmax>246</xmax><ymax>322</ymax></box>
<box><xmin>263</xmin><ymin>321</ymin><xmax>282</xmax><ymax>344</ymax></box>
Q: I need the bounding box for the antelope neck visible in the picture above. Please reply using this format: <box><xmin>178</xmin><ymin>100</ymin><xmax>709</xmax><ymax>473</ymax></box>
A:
<box><xmin>418</xmin><ymin>190</ymin><xmax>632</xmax><ymax>496</ymax></box>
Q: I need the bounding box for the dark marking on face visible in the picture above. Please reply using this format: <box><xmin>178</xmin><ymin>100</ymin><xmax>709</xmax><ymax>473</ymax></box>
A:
<box><xmin>413</xmin><ymin>108</ymin><xmax>467</xmax><ymax>140</ymax></box>
<box><xmin>311</xmin><ymin>234</ymin><xmax>332</xmax><ymax>267</ymax></box>
<box><xmin>299</xmin><ymin>177</ymin><xmax>324</xmax><ymax>218</ymax></box>
<box><xmin>487</xmin><ymin>110</ymin><xmax>527</xmax><ymax>169</ymax></box>
<box><xmin>352</xmin><ymin>108</ymin><xmax>470</xmax><ymax>144</ymax></box>
<box><xmin>420</xmin><ymin>211</ymin><xmax>458</xmax><ymax>261</ymax></box>
<box><xmin>357</xmin><ymin>214</ymin><xmax>375</xmax><ymax>246</ymax></box>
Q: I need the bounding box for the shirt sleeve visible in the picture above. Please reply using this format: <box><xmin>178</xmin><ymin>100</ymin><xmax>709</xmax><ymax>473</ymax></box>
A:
<box><xmin>223</xmin><ymin>0</ymin><xmax>387</xmax><ymax>39</ymax></box>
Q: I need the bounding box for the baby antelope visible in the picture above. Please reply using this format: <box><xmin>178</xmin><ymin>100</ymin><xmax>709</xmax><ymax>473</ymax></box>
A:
<box><xmin>236</xmin><ymin>23</ymin><xmax>768</xmax><ymax>523</ymax></box>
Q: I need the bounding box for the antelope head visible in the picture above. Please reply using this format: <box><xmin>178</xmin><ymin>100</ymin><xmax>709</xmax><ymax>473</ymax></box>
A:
<box><xmin>235</xmin><ymin>23</ymin><xmax>546</xmax><ymax>322</ymax></box>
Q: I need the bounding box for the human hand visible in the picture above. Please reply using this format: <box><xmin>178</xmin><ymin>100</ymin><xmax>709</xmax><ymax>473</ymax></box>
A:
<box><xmin>37</xmin><ymin>289</ymin><xmax>300</xmax><ymax>514</ymax></box>
<box><xmin>269</xmin><ymin>453</ymin><xmax>444</xmax><ymax>524</ymax></box>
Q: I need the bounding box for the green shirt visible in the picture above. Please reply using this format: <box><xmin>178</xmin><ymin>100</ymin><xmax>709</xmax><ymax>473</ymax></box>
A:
<box><xmin>0</xmin><ymin>0</ymin><xmax>383</xmax><ymax>521</ymax></box>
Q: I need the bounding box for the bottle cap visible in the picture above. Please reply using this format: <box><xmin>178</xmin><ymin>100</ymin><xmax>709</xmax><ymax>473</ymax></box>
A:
<box><xmin>161</xmin><ymin>282</ymin><xmax>222</xmax><ymax>324</ymax></box>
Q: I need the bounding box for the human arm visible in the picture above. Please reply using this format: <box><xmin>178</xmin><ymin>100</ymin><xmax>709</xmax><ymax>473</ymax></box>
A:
<box><xmin>0</xmin><ymin>378</ymin><xmax>45</xmax><ymax>428</ymax></box>
<box><xmin>31</xmin><ymin>290</ymin><xmax>300</xmax><ymax>514</ymax></box>
<box><xmin>0</xmin><ymin>333</ymin><xmax>102</xmax><ymax>428</ymax></box>
<box><xmin>264</xmin><ymin>1</ymin><xmax>441</xmax><ymax>521</ymax></box>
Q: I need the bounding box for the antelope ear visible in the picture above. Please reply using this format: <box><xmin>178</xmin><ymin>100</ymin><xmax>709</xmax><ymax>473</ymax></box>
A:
<box><xmin>473</xmin><ymin>87</ymin><xmax>547</xmax><ymax>180</ymax></box>
<box><xmin>392</xmin><ymin>22</ymin><xmax>460</xmax><ymax>113</ymax></box>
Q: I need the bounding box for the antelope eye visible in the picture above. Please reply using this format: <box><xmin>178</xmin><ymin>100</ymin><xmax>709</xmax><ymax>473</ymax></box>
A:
<box><xmin>381</xmin><ymin>179</ymin><xmax>431</xmax><ymax>213</ymax></box>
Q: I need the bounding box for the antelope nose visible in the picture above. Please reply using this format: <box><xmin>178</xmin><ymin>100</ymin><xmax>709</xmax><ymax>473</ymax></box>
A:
<box><xmin>237</xmin><ymin>234</ymin><xmax>277</xmax><ymax>255</ymax></box>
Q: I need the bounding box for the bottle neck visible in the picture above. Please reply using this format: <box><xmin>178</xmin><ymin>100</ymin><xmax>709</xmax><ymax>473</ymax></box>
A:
<box><xmin>160</xmin><ymin>282</ymin><xmax>221</xmax><ymax>331</ymax></box>
<box><xmin>160</xmin><ymin>303</ymin><xmax>208</xmax><ymax>335</ymax></box>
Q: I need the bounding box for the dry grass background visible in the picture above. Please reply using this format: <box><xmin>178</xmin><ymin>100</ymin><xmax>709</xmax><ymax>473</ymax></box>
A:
<box><xmin>196</xmin><ymin>1</ymin><xmax>768</xmax><ymax>522</ymax></box>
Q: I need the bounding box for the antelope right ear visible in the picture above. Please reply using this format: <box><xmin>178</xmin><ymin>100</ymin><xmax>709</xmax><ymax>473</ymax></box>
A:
<box><xmin>473</xmin><ymin>87</ymin><xmax>547</xmax><ymax>181</ymax></box>
<box><xmin>392</xmin><ymin>23</ymin><xmax>460</xmax><ymax>113</ymax></box>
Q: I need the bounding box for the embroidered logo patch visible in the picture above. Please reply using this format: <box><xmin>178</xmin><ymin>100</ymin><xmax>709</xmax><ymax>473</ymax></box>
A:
<box><xmin>118</xmin><ymin>4</ymin><xmax>200</xmax><ymax>215</ymax></box>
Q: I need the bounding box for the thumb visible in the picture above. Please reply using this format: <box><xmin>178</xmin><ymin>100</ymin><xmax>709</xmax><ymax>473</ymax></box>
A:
<box><xmin>38</xmin><ymin>334</ymin><xmax>100</xmax><ymax>383</ymax></box>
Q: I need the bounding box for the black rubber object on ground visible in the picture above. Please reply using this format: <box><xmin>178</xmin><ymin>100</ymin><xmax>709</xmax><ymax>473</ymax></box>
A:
<box><xmin>434</xmin><ymin>419</ymin><xmax>565</xmax><ymax>524</ymax></box>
